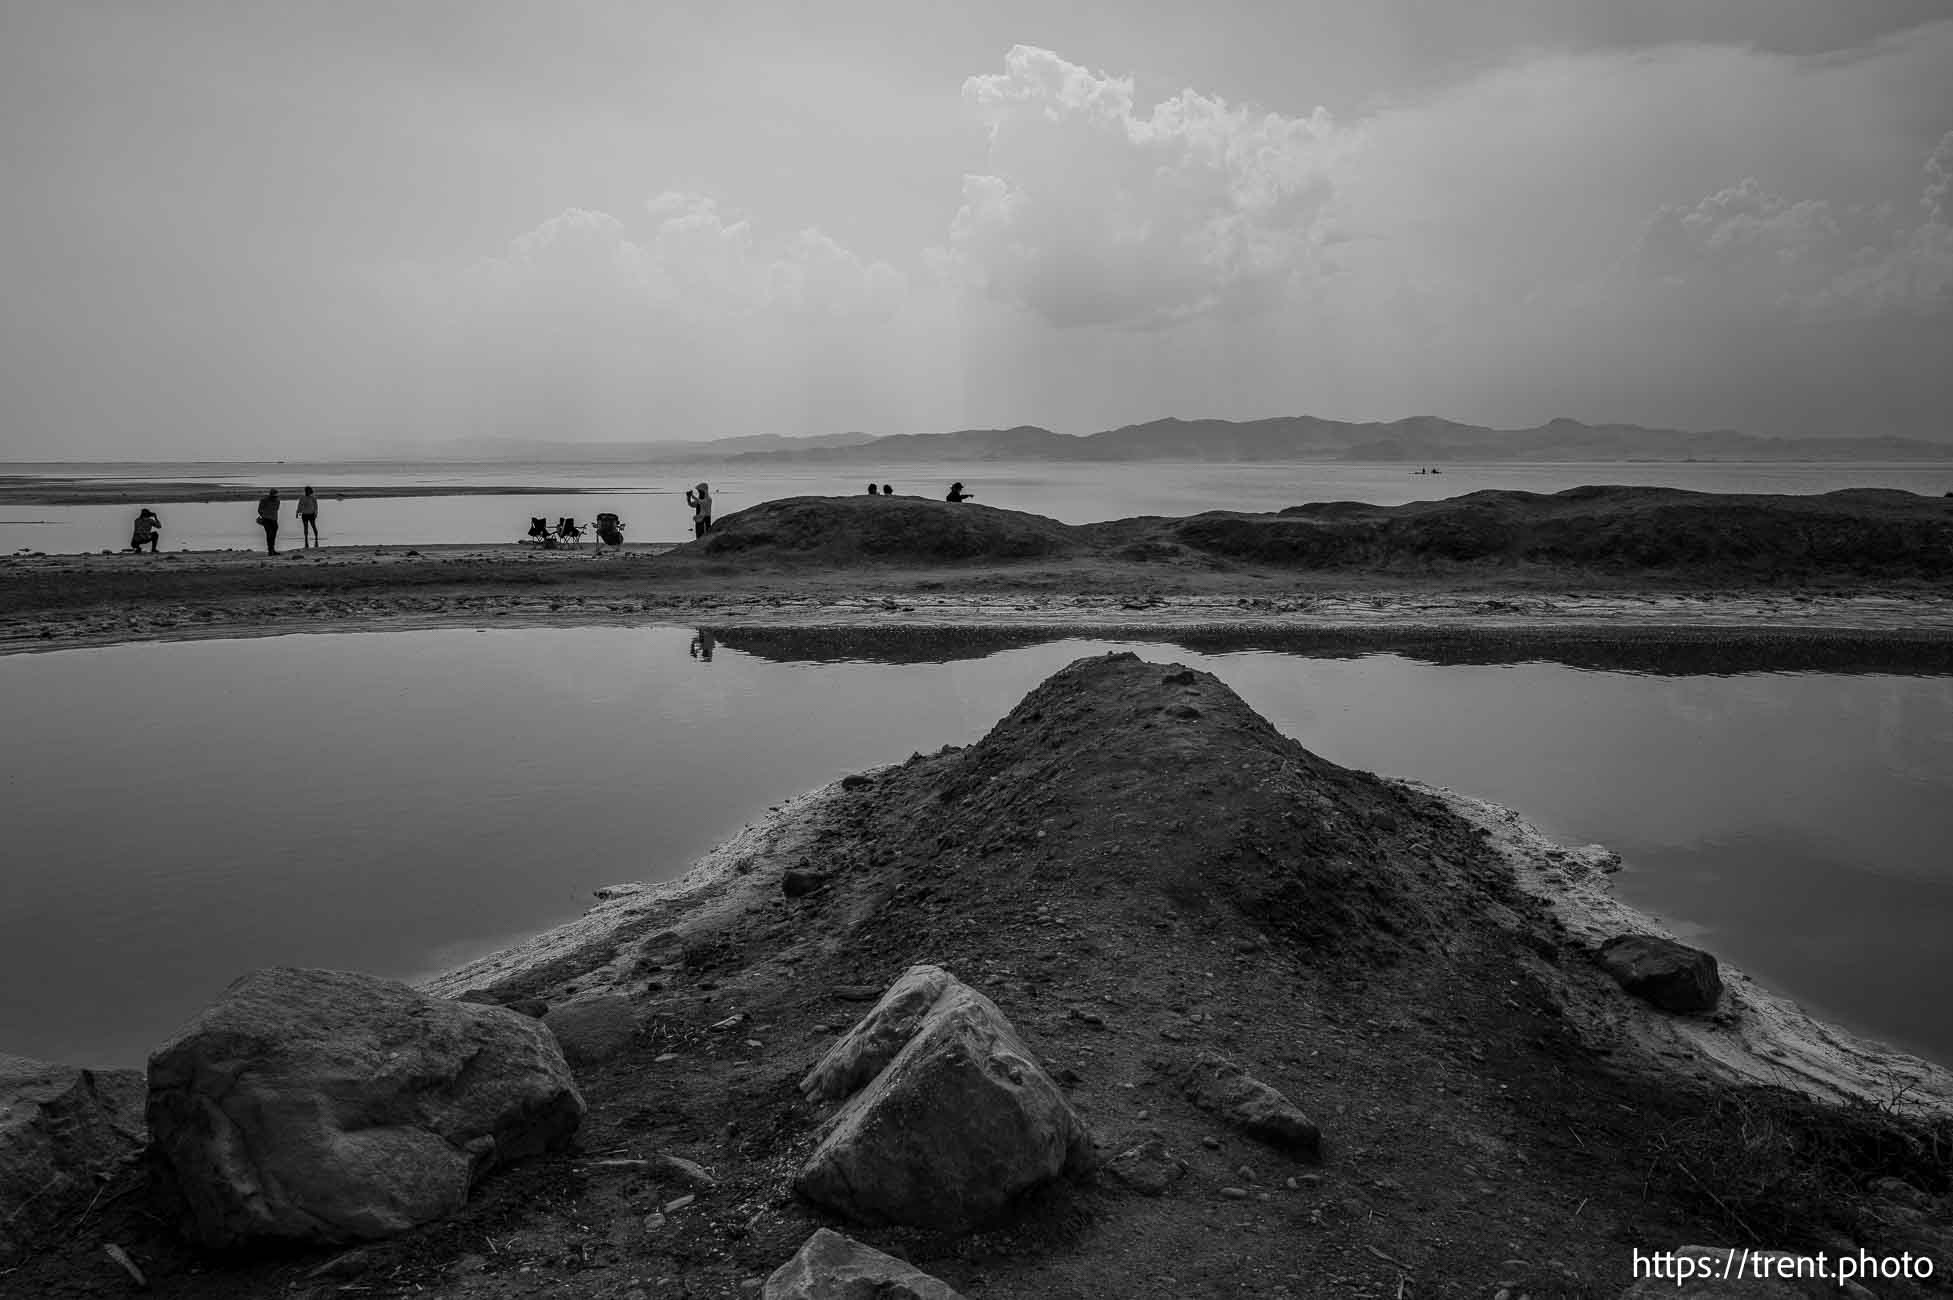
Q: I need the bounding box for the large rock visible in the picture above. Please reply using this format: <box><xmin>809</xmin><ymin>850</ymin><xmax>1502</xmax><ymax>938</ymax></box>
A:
<box><xmin>763</xmin><ymin>1228</ymin><xmax>966</xmax><ymax>1299</ymax></box>
<box><xmin>1617</xmin><ymin>1246</ymin><xmax>1875</xmax><ymax>1299</ymax></box>
<box><xmin>1181</xmin><ymin>1053</ymin><xmax>1320</xmax><ymax>1155</ymax></box>
<box><xmin>542</xmin><ymin>993</ymin><xmax>640</xmax><ymax>1066</ymax></box>
<box><xmin>0</xmin><ymin>1056</ymin><xmax>146</xmax><ymax>1259</ymax></box>
<box><xmin>147</xmin><ymin>967</ymin><xmax>585</xmax><ymax>1248</ymax></box>
<box><xmin>801</xmin><ymin>965</ymin><xmax>953</xmax><ymax>1103</ymax></box>
<box><xmin>795</xmin><ymin>965</ymin><xmax>1091</xmax><ymax>1230</ymax></box>
<box><xmin>1598</xmin><ymin>935</ymin><xmax>1723</xmax><ymax>1013</ymax></box>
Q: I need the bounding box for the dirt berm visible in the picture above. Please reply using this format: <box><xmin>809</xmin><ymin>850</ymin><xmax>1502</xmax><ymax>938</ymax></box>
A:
<box><xmin>692</xmin><ymin>495</ymin><xmax>1080</xmax><ymax>563</ymax></box>
<box><xmin>7</xmin><ymin>655</ymin><xmax>1950</xmax><ymax>1299</ymax></box>
<box><xmin>1179</xmin><ymin>486</ymin><xmax>1953</xmax><ymax>578</ymax></box>
<box><xmin>671</xmin><ymin>486</ymin><xmax>1953</xmax><ymax>581</ymax></box>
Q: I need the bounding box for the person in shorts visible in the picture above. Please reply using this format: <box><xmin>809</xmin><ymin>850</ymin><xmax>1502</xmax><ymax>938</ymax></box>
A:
<box><xmin>297</xmin><ymin>486</ymin><xmax>320</xmax><ymax>547</ymax></box>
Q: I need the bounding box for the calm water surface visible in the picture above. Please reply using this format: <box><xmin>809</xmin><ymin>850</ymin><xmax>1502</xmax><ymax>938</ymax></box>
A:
<box><xmin>6</xmin><ymin>458</ymin><xmax>1953</xmax><ymax>554</ymax></box>
<box><xmin>1</xmin><ymin>627</ymin><xmax>1948</xmax><ymax>1069</ymax></box>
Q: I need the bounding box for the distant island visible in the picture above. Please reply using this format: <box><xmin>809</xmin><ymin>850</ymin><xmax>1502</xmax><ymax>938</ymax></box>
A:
<box><xmin>440</xmin><ymin>416</ymin><xmax>1953</xmax><ymax>465</ymax></box>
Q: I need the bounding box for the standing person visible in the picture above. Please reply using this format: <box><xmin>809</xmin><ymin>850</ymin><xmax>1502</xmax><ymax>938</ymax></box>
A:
<box><xmin>686</xmin><ymin>482</ymin><xmax>713</xmax><ymax>537</ymax></box>
<box><xmin>945</xmin><ymin>481</ymin><xmax>974</xmax><ymax>503</ymax></box>
<box><xmin>882</xmin><ymin>484</ymin><xmax>893</xmax><ymax>496</ymax></box>
<box><xmin>129</xmin><ymin>508</ymin><xmax>161</xmax><ymax>553</ymax></box>
<box><xmin>297</xmin><ymin>486</ymin><xmax>320</xmax><ymax>547</ymax></box>
<box><xmin>256</xmin><ymin>488</ymin><xmax>281</xmax><ymax>554</ymax></box>
<box><xmin>866</xmin><ymin>483</ymin><xmax>879</xmax><ymax>495</ymax></box>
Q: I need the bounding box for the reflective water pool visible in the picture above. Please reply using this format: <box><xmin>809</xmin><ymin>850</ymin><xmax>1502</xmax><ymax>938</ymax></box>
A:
<box><xmin>2</xmin><ymin>627</ymin><xmax>1948</xmax><ymax>1069</ymax></box>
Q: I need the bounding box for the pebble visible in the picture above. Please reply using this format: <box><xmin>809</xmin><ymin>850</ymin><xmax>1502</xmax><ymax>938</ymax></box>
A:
<box><xmin>1201</xmin><ymin>1136</ymin><xmax>1221</xmax><ymax>1150</ymax></box>
<box><xmin>1236</xmin><ymin>1164</ymin><xmax>1255</xmax><ymax>1182</ymax></box>
<box><xmin>654</xmin><ymin>1052</ymin><xmax>678</xmax><ymax>1063</ymax></box>
<box><xmin>643</xmin><ymin>1213</ymin><xmax>667</xmax><ymax>1231</ymax></box>
<box><xmin>1219</xmin><ymin>1187</ymin><xmax>1249</xmax><ymax>1200</ymax></box>
<box><xmin>664</xmin><ymin>1194</ymin><xmax>696</xmax><ymax>1212</ymax></box>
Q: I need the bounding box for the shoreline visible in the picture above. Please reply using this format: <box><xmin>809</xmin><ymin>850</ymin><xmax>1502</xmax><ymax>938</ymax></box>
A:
<box><xmin>0</xmin><ymin>478</ymin><xmax>641</xmax><ymax>507</ymax></box>
<box><xmin>416</xmin><ymin>765</ymin><xmax>1953</xmax><ymax>1123</ymax></box>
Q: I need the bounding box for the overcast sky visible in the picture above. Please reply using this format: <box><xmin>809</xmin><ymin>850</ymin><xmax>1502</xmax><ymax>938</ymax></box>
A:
<box><xmin>3</xmin><ymin>1</ymin><xmax>1950</xmax><ymax>457</ymax></box>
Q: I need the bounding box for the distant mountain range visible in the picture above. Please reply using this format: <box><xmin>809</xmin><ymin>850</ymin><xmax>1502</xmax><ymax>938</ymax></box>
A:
<box><xmin>422</xmin><ymin>416</ymin><xmax>1953</xmax><ymax>464</ymax></box>
<box><xmin>712</xmin><ymin>416</ymin><xmax>1953</xmax><ymax>464</ymax></box>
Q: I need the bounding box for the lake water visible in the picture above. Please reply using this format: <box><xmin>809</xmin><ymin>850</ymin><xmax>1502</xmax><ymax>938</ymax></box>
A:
<box><xmin>2</xmin><ymin>626</ymin><xmax>1949</xmax><ymax>1072</ymax></box>
<box><xmin>6</xmin><ymin>459</ymin><xmax>1953</xmax><ymax>555</ymax></box>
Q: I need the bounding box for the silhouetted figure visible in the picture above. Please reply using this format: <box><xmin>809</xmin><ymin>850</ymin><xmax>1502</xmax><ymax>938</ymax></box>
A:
<box><xmin>256</xmin><ymin>489</ymin><xmax>281</xmax><ymax>554</ymax></box>
<box><xmin>881</xmin><ymin>484</ymin><xmax>892</xmax><ymax>496</ymax></box>
<box><xmin>690</xmin><ymin>629</ymin><xmax>716</xmax><ymax>661</ymax></box>
<box><xmin>945</xmin><ymin>482</ymin><xmax>973</xmax><ymax>503</ymax></box>
<box><xmin>594</xmin><ymin>512</ymin><xmax>625</xmax><ymax>547</ymax></box>
<box><xmin>687</xmin><ymin>483</ymin><xmax>713</xmax><ymax>537</ymax></box>
<box><xmin>129</xmin><ymin>508</ymin><xmax>161</xmax><ymax>553</ymax></box>
<box><xmin>298</xmin><ymin>486</ymin><xmax>320</xmax><ymax>547</ymax></box>
<box><xmin>867</xmin><ymin>483</ymin><xmax>879</xmax><ymax>495</ymax></box>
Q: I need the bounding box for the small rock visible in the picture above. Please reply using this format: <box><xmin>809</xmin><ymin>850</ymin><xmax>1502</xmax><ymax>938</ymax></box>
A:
<box><xmin>1201</xmin><ymin>1136</ymin><xmax>1221</xmax><ymax>1150</ymax></box>
<box><xmin>1597</xmin><ymin>934</ymin><xmax>1722</xmax><ymax>1013</ymax></box>
<box><xmin>1105</xmin><ymin>1138</ymin><xmax>1186</xmax><ymax>1196</ymax></box>
<box><xmin>762</xmin><ymin>1228</ymin><xmax>964</xmax><ymax>1299</ymax></box>
<box><xmin>1219</xmin><ymin>1186</ymin><xmax>1249</xmax><ymax>1200</ymax></box>
<box><xmin>643</xmin><ymin>1213</ymin><xmax>667</xmax><ymax>1231</ymax></box>
<box><xmin>840</xmin><ymin>774</ymin><xmax>875</xmax><ymax>791</ymax></box>
<box><xmin>664</xmin><ymin>1193</ymin><xmax>696</xmax><ymax>1212</ymax></box>
<box><xmin>782</xmin><ymin>869</ymin><xmax>830</xmax><ymax>898</ymax></box>
<box><xmin>1181</xmin><ymin>1053</ymin><xmax>1320</xmax><ymax>1154</ymax></box>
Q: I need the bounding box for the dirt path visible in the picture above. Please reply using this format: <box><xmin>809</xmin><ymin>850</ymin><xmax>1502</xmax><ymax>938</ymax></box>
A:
<box><xmin>4</xmin><ymin>544</ymin><xmax>1950</xmax><ymax>656</ymax></box>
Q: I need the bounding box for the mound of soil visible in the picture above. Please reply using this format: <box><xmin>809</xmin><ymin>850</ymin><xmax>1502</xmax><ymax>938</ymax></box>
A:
<box><xmin>683</xmin><ymin>496</ymin><xmax>1081</xmax><ymax>564</ymax></box>
<box><xmin>838</xmin><ymin>652</ymin><xmax>1514</xmax><ymax>967</ymax></box>
<box><xmin>1182</xmin><ymin>486</ymin><xmax>1953</xmax><ymax>578</ymax></box>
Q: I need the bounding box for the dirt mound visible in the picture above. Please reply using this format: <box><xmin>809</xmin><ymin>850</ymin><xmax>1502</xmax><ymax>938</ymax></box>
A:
<box><xmin>682</xmin><ymin>496</ymin><xmax>1081</xmax><ymax>564</ymax></box>
<box><xmin>1188</xmin><ymin>486</ymin><xmax>1953</xmax><ymax>578</ymax></box>
<box><xmin>847</xmin><ymin>652</ymin><xmax>1512</xmax><ymax>965</ymax></box>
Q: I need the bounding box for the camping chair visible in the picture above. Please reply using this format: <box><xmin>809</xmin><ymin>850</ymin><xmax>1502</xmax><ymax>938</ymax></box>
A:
<box><xmin>594</xmin><ymin>512</ymin><xmax>626</xmax><ymax>548</ymax></box>
<box><xmin>555</xmin><ymin>517</ymin><xmax>585</xmax><ymax>545</ymax></box>
<box><xmin>525</xmin><ymin>516</ymin><xmax>553</xmax><ymax>545</ymax></box>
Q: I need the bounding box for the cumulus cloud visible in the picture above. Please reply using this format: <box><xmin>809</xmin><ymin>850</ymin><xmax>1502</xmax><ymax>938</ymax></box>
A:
<box><xmin>939</xmin><ymin>45</ymin><xmax>1352</xmax><ymax>329</ymax></box>
<box><xmin>1636</xmin><ymin>132</ymin><xmax>1953</xmax><ymax>320</ymax></box>
<box><xmin>388</xmin><ymin>195</ymin><xmax>929</xmax><ymax>442</ymax></box>
<box><xmin>458</xmin><ymin>194</ymin><xmax>906</xmax><ymax>322</ymax></box>
<box><xmin>1925</xmin><ymin>129</ymin><xmax>1953</xmax><ymax>223</ymax></box>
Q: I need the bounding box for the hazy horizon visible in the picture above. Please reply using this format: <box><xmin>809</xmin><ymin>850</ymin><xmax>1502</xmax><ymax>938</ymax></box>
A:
<box><xmin>4</xmin><ymin>2</ymin><xmax>1950</xmax><ymax>459</ymax></box>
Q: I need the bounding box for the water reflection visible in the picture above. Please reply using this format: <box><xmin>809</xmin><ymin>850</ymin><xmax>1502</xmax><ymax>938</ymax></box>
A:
<box><xmin>2</xmin><ymin>625</ymin><xmax>1947</xmax><ymax>1071</ymax></box>
<box><xmin>712</xmin><ymin>625</ymin><xmax>1953</xmax><ymax>677</ymax></box>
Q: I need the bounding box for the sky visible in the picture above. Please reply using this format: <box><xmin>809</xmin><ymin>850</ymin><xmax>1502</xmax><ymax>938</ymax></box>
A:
<box><xmin>2</xmin><ymin>0</ymin><xmax>1951</xmax><ymax>458</ymax></box>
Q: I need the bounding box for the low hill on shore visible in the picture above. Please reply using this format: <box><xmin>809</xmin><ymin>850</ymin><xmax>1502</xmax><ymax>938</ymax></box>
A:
<box><xmin>673</xmin><ymin>486</ymin><xmax>1953</xmax><ymax>582</ymax></box>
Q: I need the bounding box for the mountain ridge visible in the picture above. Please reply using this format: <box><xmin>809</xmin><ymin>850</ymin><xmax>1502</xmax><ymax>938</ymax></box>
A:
<box><xmin>714</xmin><ymin>415</ymin><xmax>1953</xmax><ymax>464</ymax></box>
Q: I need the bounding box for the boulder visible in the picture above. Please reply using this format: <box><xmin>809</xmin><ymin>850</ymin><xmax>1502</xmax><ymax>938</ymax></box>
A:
<box><xmin>1617</xmin><ymin>1246</ymin><xmax>1874</xmax><ymax>1299</ymax></box>
<box><xmin>1598</xmin><ymin>935</ymin><xmax>1722</xmax><ymax>1012</ymax></box>
<box><xmin>795</xmin><ymin>966</ymin><xmax>1091</xmax><ymax>1230</ymax></box>
<box><xmin>0</xmin><ymin>1056</ymin><xmax>146</xmax><ymax>1259</ymax></box>
<box><xmin>148</xmin><ymin>967</ymin><xmax>585</xmax><ymax>1248</ymax></box>
<box><xmin>1181</xmin><ymin>1053</ymin><xmax>1320</xmax><ymax>1155</ymax></box>
<box><xmin>763</xmin><ymin>1228</ymin><xmax>965</xmax><ymax>1299</ymax></box>
<box><xmin>542</xmin><ymin>993</ymin><xmax>640</xmax><ymax>1065</ymax></box>
<box><xmin>801</xmin><ymin>965</ymin><xmax>953</xmax><ymax>1103</ymax></box>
